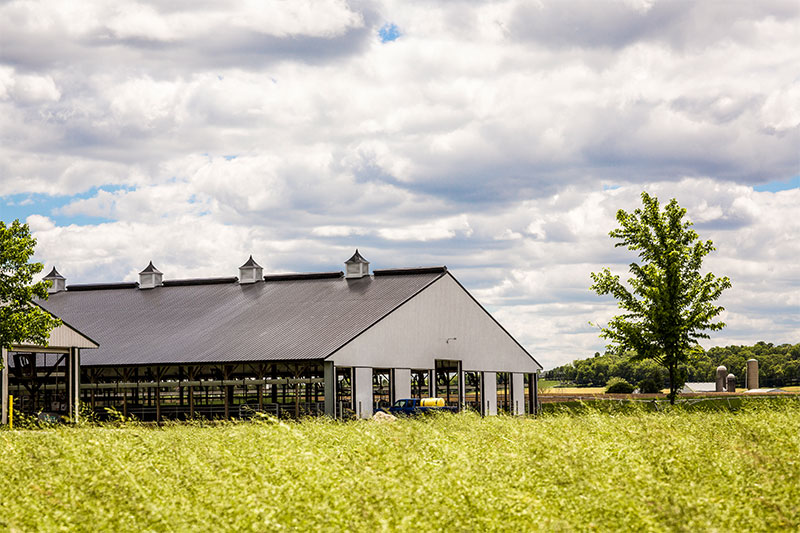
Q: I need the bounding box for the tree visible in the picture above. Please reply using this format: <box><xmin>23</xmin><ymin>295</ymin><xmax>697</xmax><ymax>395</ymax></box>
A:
<box><xmin>590</xmin><ymin>192</ymin><xmax>732</xmax><ymax>404</ymax></box>
<box><xmin>1</xmin><ymin>219</ymin><xmax>61</xmax><ymax>367</ymax></box>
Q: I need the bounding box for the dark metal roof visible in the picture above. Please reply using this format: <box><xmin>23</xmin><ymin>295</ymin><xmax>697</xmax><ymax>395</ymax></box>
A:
<box><xmin>44</xmin><ymin>267</ymin><xmax>65</xmax><ymax>280</ymax></box>
<box><xmin>162</xmin><ymin>277</ymin><xmax>237</xmax><ymax>287</ymax></box>
<box><xmin>345</xmin><ymin>249</ymin><xmax>368</xmax><ymax>264</ymax></box>
<box><xmin>67</xmin><ymin>282</ymin><xmax>139</xmax><ymax>291</ymax></box>
<box><xmin>373</xmin><ymin>266</ymin><xmax>447</xmax><ymax>276</ymax></box>
<box><xmin>263</xmin><ymin>272</ymin><xmax>343</xmax><ymax>282</ymax></box>
<box><xmin>239</xmin><ymin>255</ymin><xmax>262</xmax><ymax>268</ymax></box>
<box><xmin>38</xmin><ymin>270</ymin><xmax>445</xmax><ymax>366</ymax></box>
<box><xmin>139</xmin><ymin>261</ymin><xmax>162</xmax><ymax>274</ymax></box>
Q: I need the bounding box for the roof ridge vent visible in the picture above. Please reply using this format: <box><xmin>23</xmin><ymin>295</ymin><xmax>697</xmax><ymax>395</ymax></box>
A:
<box><xmin>239</xmin><ymin>255</ymin><xmax>263</xmax><ymax>284</ymax></box>
<box><xmin>43</xmin><ymin>266</ymin><xmax>66</xmax><ymax>293</ymax></box>
<box><xmin>139</xmin><ymin>261</ymin><xmax>163</xmax><ymax>289</ymax></box>
<box><xmin>344</xmin><ymin>249</ymin><xmax>369</xmax><ymax>279</ymax></box>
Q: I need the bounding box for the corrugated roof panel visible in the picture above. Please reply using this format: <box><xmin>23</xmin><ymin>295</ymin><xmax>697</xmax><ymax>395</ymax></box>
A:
<box><xmin>37</xmin><ymin>272</ymin><xmax>444</xmax><ymax>366</ymax></box>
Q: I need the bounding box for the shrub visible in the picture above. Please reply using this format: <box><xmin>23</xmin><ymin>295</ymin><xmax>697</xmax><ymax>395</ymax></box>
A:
<box><xmin>637</xmin><ymin>376</ymin><xmax>663</xmax><ymax>394</ymax></box>
<box><xmin>605</xmin><ymin>377</ymin><xmax>635</xmax><ymax>394</ymax></box>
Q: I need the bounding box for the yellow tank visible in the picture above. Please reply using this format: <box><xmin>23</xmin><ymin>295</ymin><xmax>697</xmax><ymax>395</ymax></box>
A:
<box><xmin>420</xmin><ymin>397</ymin><xmax>445</xmax><ymax>407</ymax></box>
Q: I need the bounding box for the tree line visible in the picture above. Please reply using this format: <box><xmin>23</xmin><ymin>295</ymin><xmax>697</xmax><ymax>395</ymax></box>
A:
<box><xmin>544</xmin><ymin>342</ymin><xmax>800</xmax><ymax>389</ymax></box>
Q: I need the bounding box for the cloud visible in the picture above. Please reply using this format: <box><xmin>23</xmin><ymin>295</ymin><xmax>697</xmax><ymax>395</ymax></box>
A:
<box><xmin>2</xmin><ymin>0</ymin><xmax>799</xmax><ymax>367</ymax></box>
<box><xmin>509</xmin><ymin>0</ymin><xmax>800</xmax><ymax>51</ymax></box>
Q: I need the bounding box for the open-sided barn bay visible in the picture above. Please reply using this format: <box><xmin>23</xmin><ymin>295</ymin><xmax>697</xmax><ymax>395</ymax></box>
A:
<box><xmin>2</xmin><ymin>402</ymin><xmax>799</xmax><ymax>532</ymax></box>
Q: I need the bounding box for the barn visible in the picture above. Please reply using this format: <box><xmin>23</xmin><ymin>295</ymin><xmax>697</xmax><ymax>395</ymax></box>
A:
<box><xmin>1</xmin><ymin>251</ymin><xmax>541</xmax><ymax>422</ymax></box>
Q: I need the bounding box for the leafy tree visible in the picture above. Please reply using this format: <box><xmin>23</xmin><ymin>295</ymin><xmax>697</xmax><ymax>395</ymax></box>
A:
<box><xmin>637</xmin><ymin>376</ymin><xmax>662</xmax><ymax>394</ymax></box>
<box><xmin>590</xmin><ymin>192</ymin><xmax>732</xmax><ymax>404</ymax></box>
<box><xmin>544</xmin><ymin>343</ymin><xmax>800</xmax><ymax>390</ymax></box>
<box><xmin>605</xmin><ymin>377</ymin><xmax>635</xmax><ymax>394</ymax></box>
<box><xmin>0</xmin><ymin>220</ymin><xmax>61</xmax><ymax>366</ymax></box>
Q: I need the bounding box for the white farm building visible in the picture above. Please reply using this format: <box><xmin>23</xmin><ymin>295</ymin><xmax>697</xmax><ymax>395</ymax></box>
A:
<box><xmin>1</xmin><ymin>251</ymin><xmax>542</xmax><ymax>422</ymax></box>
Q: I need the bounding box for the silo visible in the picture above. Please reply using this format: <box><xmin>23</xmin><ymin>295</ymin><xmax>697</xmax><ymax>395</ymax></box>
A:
<box><xmin>726</xmin><ymin>373</ymin><xmax>736</xmax><ymax>393</ymax></box>
<box><xmin>746</xmin><ymin>359</ymin><xmax>759</xmax><ymax>390</ymax></box>
<box><xmin>716</xmin><ymin>366</ymin><xmax>727</xmax><ymax>392</ymax></box>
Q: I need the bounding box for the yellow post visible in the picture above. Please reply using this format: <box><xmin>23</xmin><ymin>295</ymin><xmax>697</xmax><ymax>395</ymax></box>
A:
<box><xmin>9</xmin><ymin>394</ymin><xmax>13</xmax><ymax>430</ymax></box>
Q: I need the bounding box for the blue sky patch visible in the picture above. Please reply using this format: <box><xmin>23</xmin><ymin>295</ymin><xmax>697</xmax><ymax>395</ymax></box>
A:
<box><xmin>0</xmin><ymin>185</ymin><xmax>134</xmax><ymax>227</ymax></box>
<box><xmin>379</xmin><ymin>23</ymin><xmax>400</xmax><ymax>43</ymax></box>
<box><xmin>753</xmin><ymin>175</ymin><xmax>800</xmax><ymax>193</ymax></box>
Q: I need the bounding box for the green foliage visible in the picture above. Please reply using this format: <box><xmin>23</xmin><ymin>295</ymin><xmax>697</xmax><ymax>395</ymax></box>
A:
<box><xmin>546</xmin><ymin>342</ymin><xmax>800</xmax><ymax>389</ymax></box>
<box><xmin>0</xmin><ymin>219</ymin><xmax>61</xmax><ymax>358</ymax></box>
<box><xmin>605</xmin><ymin>377</ymin><xmax>635</xmax><ymax>393</ymax></box>
<box><xmin>590</xmin><ymin>192</ymin><xmax>732</xmax><ymax>403</ymax></box>
<box><xmin>637</xmin><ymin>376</ymin><xmax>663</xmax><ymax>394</ymax></box>
<box><xmin>1</xmin><ymin>406</ymin><xmax>800</xmax><ymax>531</ymax></box>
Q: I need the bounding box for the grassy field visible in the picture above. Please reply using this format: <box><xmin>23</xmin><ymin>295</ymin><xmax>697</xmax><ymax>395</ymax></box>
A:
<box><xmin>539</xmin><ymin>386</ymin><xmax>607</xmax><ymax>394</ymax></box>
<box><xmin>2</xmin><ymin>401</ymin><xmax>800</xmax><ymax>532</ymax></box>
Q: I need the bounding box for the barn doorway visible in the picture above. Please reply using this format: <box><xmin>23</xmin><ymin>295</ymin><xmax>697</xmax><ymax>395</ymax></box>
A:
<box><xmin>497</xmin><ymin>372</ymin><xmax>511</xmax><ymax>414</ymax></box>
<box><xmin>373</xmin><ymin>368</ymin><xmax>392</xmax><ymax>412</ymax></box>
<box><xmin>435</xmin><ymin>360</ymin><xmax>461</xmax><ymax>408</ymax></box>
<box><xmin>463</xmin><ymin>371</ymin><xmax>481</xmax><ymax>413</ymax></box>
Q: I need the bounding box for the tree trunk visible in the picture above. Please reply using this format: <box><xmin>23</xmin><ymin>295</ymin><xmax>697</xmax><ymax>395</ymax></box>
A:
<box><xmin>668</xmin><ymin>363</ymin><xmax>677</xmax><ymax>405</ymax></box>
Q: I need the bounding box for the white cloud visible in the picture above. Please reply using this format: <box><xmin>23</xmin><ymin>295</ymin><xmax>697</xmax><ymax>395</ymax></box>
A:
<box><xmin>377</xmin><ymin>215</ymin><xmax>472</xmax><ymax>241</ymax></box>
<box><xmin>2</xmin><ymin>1</ymin><xmax>799</xmax><ymax>367</ymax></box>
<box><xmin>0</xmin><ymin>68</ymin><xmax>61</xmax><ymax>104</ymax></box>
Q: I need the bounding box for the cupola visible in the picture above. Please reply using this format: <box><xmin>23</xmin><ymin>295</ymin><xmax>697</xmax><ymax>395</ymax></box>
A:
<box><xmin>238</xmin><ymin>255</ymin><xmax>263</xmax><ymax>284</ymax></box>
<box><xmin>43</xmin><ymin>267</ymin><xmax>66</xmax><ymax>294</ymax></box>
<box><xmin>138</xmin><ymin>261</ymin><xmax>163</xmax><ymax>289</ymax></box>
<box><xmin>344</xmin><ymin>249</ymin><xmax>370</xmax><ymax>279</ymax></box>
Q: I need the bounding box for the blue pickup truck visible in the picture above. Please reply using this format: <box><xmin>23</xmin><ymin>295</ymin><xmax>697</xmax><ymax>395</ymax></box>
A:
<box><xmin>388</xmin><ymin>398</ymin><xmax>458</xmax><ymax>416</ymax></box>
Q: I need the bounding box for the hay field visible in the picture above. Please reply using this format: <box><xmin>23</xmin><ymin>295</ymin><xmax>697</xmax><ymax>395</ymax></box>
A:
<box><xmin>539</xmin><ymin>386</ymin><xmax>607</xmax><ymax>394</ymax></box>
<box><xmin>2</xmin><ymin>401</ymin><xmax>799</xmax><ymax>532</ymax></box>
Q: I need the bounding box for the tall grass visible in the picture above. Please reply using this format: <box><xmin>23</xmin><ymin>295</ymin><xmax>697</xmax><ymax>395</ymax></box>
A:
<box><xmin>1</xmin><ymin>401</ymin><xmax>799</xmax><ymax>532</ymax></box>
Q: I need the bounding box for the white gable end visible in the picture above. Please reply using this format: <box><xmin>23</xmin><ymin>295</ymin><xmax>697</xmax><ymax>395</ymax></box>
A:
<box><xmin>15</xmin><ymin>322</ymin><xmax>99</xmax><ymax>350</ymax></box>
<box><xmin>328</xmin><ymin>273</ymin><xmax>541</xmax><ymax>373</ymax></box>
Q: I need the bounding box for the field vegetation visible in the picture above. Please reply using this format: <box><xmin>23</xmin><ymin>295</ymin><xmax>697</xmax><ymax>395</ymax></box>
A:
<box><xmin>546</xmin><ymin>342</ymin><xmax>800</xmax><ymax>389</ymax></box>
<box><xmin>2</xmin><ymin>400</ymin><xmax>799</xmax><ymax>532</ymax></box>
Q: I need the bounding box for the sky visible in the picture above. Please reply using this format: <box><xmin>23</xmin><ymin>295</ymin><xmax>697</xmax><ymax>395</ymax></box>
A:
<box><xmin>1</xmin><ymin>0</ymin><xmax>798</xmax><ymax>369</ymax></box>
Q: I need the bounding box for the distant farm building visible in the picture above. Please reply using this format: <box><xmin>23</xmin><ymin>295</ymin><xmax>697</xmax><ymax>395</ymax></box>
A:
<box><xmin>681</xmin><ymin>383</ymin><xmax>718</xmax><ymax>393</ymax></box>
<box><xmin>1</xmin><ymin>252</ymin><xmax>541</xmax><ymax>422</ymax></box>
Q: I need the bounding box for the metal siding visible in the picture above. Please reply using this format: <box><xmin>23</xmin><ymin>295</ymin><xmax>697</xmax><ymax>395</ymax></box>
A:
<box><xmin>37</xmin><ymin>273</ymin><xmax>441</xmax><ymax>366</ymax></box>
<box><xmin>483</xmin><ymin>371</ymin><xmax>497</xmax><ymax>416</ymax></box>
<box><xmin>512</xmin><ymin>373</ymin><xmax>525</xmax><ymax>416</ymax></box>
<box><xmin>45</xmin><ymin>323</ymin><xmax>99</xmax><ymax>349</ymax></box>
<box><xmin>354</xmin><ymin>367</ymin><xmax>373</xmax><ymax>419</ymax></box>
<box><xmin>324</xmin><ymin>361</ymin><xmax>335</xmax><ymax>417</ymax></box>
<box><xmin>393</xmin><ymin>368</ymin><xmax>412</xmax><ymax>401</ymax></box>
<box><xmin>330</xmin><ymin>274</ymin><xmax>541</xmax><ymax>373</ymax></box>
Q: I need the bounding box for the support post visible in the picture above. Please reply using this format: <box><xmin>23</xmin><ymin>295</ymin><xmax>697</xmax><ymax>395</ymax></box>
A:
<box><xmin>483</xmin><ymin>371</ymin><xmax>497</xmax><ymax>416</ymax></box>
<box><xmin>1</xmin><ymin>347</ymin><xmax>8</xmax><ymax>425</ymax></box>
<box><xmin>457</xmin><ymin>361</ymin><xmax>464</xmax><ymax>412</ymax></box>
<box><xmin>66</xmin><ymin>347</ymin><xmax>77</xmax><ymax>421</ymax></box>
<box><xmin>479</xmin><ymin>371</ymin><xmax>485</xmax><ymax>416</ymax></box>
<box><xmin>257</xmin><ymin>364</ymin><xmax>265</xmax><ymax>411</ymax></box>
<box><xmin>156</xmin><ymin>366</ymin><xmax>162</xmax><ymax>422</ymax></box>
<box><xmin>512</xmin><ymin>373</ymin><xmax>524</xmax><ymax>416</ymax></box>
<box><xmin>533</xmin><ymin>372</ymin><xmax>539</xmax><ymax>416</ymax></box>
<box><xmin>74</xmin><ymin>349</ymin><xmax>81</xmax><ymax>423</ymax></box>
<box><xmin>121</xmin><ymin>366</ymin><xmax>132</xmax><ymax>419</ymax></box>
<box><xmin>324</xmin><ymin>361</ymin><xmax>336</xmax><ymax>418</ymax></box>
<box><xmin>188</xmin><ymin>366</ymin><xmax>196</xmax><ymax>418</ymax></box>
<box><xmin>354</xmin><ymin>367</ymin><xmax>373</xmax><ymax>419</ymax></box>
<box><xmin>428</xmin><ymin>369</ymin><xmax>435</xmax><ymax>397</ymax></box>
<box><xmin>223</xmin><ymin>365</ymin><xmax>230</xmax><ymax>419</ymax></box>
<box><xmin>392</xmin><ymin>368</ymin><xmax>411</xmax><ymax>403</ymax></box>
<box><xmin>271</xmin><ymin>364</ymin><xmax>278</xmax><ymax>403</ymax></box>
